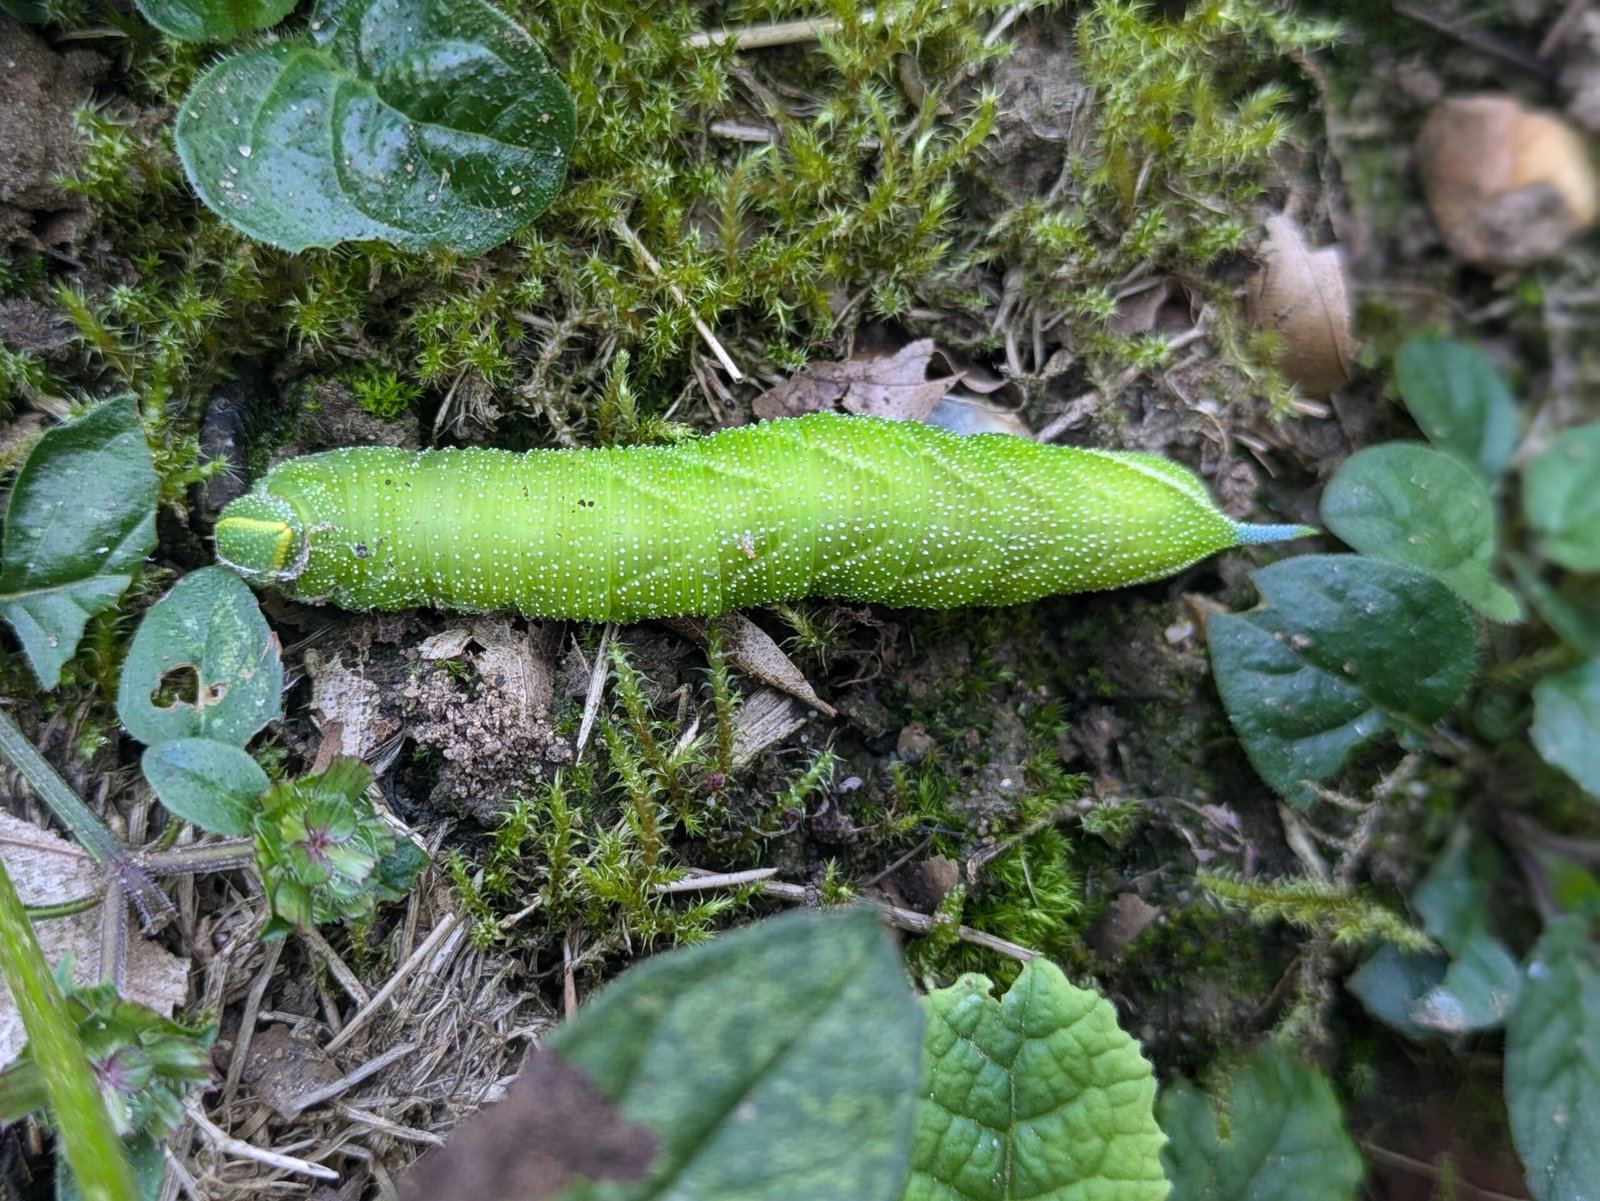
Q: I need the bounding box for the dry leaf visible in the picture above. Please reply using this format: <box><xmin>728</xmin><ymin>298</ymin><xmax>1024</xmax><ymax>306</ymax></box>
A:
<box><xmin>306</xmin><ymin>648</ymin><xmax>401</xmax><ymax>762</ymax></box>
<box><xmin>1416</xmin><ymin>94</ymin><xmax>1598</xmax><ymax>270</ymax></box>
<box><xmin>924</xmin><ymin>394</ymin><xmax>1034</xmax><ymax>439</ymax></box>
<box><xmin>1108</xmin><ymin>276</ymin><xmax>1193</xmax><ymax>336</ymax></box>
<box><xmin>0</xmin><ymin>812</ymin><xmax>189</xmax><ymax>1065</ymax></box>
<box><xmin>1246</xmin><ymin>214</ymin><xmax>1358</xmax><ymax>398</ymax></box>
<box><xmin>397</xmin><ymin>1047</ymin><xmax>656</xmax><ymax>1201</ymax></box>
<box><xmin>752</xmin><ymin>338</ymin><xmax>960</xmax><ymax>422</ymax></box>
<box><xmin>662</xmin><ymin>613</ymin><xmax>836</xmax><ymax>718</ymax></box>
<box><xmin>729</xmin><ymin>688</ymin><xmax>813</xmax><ymax>769</ymax></box>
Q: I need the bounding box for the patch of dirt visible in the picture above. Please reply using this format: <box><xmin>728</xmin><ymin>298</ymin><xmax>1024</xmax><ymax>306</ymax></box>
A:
<box><xmin>0</xmin><ymin>15</ymin><xmax>107</xmax><ymax>246</ymax></box>
<box><xmin>976</xmin><ymin>21</ymin><xmax>1089</xmax><ymax>213</ymax></box>
<box><xmin>402</xmin><ymin>620</ymin><xmax>573</xmax><ymax>821</ymax></box>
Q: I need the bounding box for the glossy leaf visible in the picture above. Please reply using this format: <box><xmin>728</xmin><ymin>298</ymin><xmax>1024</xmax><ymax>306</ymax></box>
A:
<box><xmin>1531</xmin><ymin>660</ymin><xmax>1600</xmax><ymax>801</ymax></box>
<box><xmin>141</xmin><ymin>738</ymin><xmax>268</xmax><ymax>836</ymax></box>
<box><xmin>174</xmin><ymin>0</ymin><xmax>575</xmax><ymax>253</ymax></box>
<box><xmin>1321</xmin><ymin>443</ymin><xmax>1520</xmax><ymax>622</ymax></box>
<box><xmin>131</xmin><ymin>0</ymin><xmax>296</xmax><ymax>41</ymax></box>
<box><xmin>1392</xmin><ymin>337</ymin><xmax>1518</xmax><ymax>480</ymax></box>
<box><xmin>0</xmin><ymin>399</ymin><xmax>157</xmax><ymax>689</ymax></box>
<box><xmin>1209</xmin><ymin>555</ymin><xmax>1478</xmax><ymax>806</ymax></box>
<box><xmin>1404</xmin><ymin>831</ymin><xmax>1521</xmax><ymax>1033</ymax></box>
<box><xmin>547</xmin><ymin>907</ymin><xmax>922</xmax><ymax>1201</ymax></box>
<box><xmin>116</xmin><ymin>566</ymin><xmax>283</xmax><ymax>749</ymax></box>
<box><xmin>903</xmin><ymin>958</ymin><xmax>1167</xmax><ymax>1201</ymax></box>
<box><xmin>1524</xmin><ymin>424</ymin><xmax>1600</xmax><ymax>572</ymax></box>
<box><xmin>1347</xmin><ymin>945</ymin><xmax>1449</xmax><ymax>1043</ymax></box>
<box><xmin>1505</xmin><ymin>918</ymin><xmax>1600</xmax><ymax>1201</ymax></box>
<box><xmin>1160</xmin><ymin>1042</ymin><xmax>1362</xmax><ymax>1201</ymax></box>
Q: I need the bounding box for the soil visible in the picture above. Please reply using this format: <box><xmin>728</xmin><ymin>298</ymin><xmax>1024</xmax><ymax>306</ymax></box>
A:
<box><xmin>0</xmin><ymin>14</ymin><xmax>106</xmax><ymax>247</ymax></box>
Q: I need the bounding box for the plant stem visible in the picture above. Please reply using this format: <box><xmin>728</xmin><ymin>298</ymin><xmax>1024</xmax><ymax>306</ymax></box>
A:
<box><xmin>0</xmin><ymin>857</ymin><xmax>137</xmax><ymax>1201</ymax></box>
<box><xmin>0</xmin><ymin>708</ymin><xmax>172</xmax><ymax>928</ymax></box>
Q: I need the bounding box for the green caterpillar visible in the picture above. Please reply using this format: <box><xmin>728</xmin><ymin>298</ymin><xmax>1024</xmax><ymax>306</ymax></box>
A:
<box><xmin>215</xmin><ymin>413</ymin><xmax>1307</xmax><ymax>620</ymax></box>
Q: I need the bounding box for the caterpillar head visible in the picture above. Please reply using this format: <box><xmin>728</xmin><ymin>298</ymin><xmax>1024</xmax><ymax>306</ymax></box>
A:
<box><xmin>214</xmin><ymin>493</ymin><xmax>308</xmax><ymax>584</ymax></box>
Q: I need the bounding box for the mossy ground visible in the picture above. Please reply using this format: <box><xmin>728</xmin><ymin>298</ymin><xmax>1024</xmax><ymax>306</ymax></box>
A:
<box><xmin>2</xmin><ymin>0</ymin><xmax>1594</xmax><ymax>1194</ymax></box>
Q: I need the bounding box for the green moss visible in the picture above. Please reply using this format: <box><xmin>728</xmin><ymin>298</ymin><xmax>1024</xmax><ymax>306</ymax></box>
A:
<box><xmin>977</xmin><ymin>0</ymin><xmax>1341</xmax><ymax>407</ymax></box>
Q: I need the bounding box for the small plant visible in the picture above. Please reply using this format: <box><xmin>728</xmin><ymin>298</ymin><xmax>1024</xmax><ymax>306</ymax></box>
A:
<box><xmin>347</xmin><ymin>364</ymin><xmax>421</xmax><ymax>422</ymax></box>
<box><xmin>254</xmin><ymin>761</ymin><xmax>424</xmax><ymax>938</ymax></box>
<box><xmin>0</xmin><ymin>971</ymin><xmax>214</xmax><ymax>1142</ymax></box>
<box><xmin>1208</xmin><ymin>335</ymin><xmax>1600</xmax><ymax>1201</ymax></box>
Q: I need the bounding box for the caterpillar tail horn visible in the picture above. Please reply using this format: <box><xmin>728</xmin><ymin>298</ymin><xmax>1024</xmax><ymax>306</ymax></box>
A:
<box><xmin>1231</xmin><ymin>522</ymin><xmax>1317</xmax><ymax>546</ymax></box>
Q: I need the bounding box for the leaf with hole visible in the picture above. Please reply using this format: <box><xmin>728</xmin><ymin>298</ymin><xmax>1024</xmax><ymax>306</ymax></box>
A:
<box><xmin>116</xmin><ymin>566</ymin><xmax>283</xmax><ymax>749</ymax></box>
<box><xmin>0</xmin><ymin>399</ymin><xmax>157</xmax><ymax>690</ymax></box>
<box><xmin>131</xmin><ymin>0</ymin><xmax>297</xmax><ymax>41</ymax></box>
<box><xmin>172</xmin><ymin>0</ymin><xmax>575</xmax><ymax>253</ymax></box>
<box><xmin>1160</xmin><ymin>1041</ymin><xmax>1362</xmax><ymax>1201</ymax></box>
<box><xmin>545</xmin><ymin>907</ymin><xmax>922</xmax><ymax>1201</ymax></box>
<box><xmin>1392</xmin><ymin>337</ymin><xmax>1518</xmax><ymax>480</ymax></box>
<box><xmin>1320</xmin><ymin>443</ymin><xmax>1519</xmax><ymax>622</ymax></box>
<box><xmin>1208</xmin><ymin>555</ymin><xmax>1478</xmax><ymax>806</ymax></box>
<box><xmin>1525</xmin><ymin>424</ymin><xmax>1600</xmax><ymax>573</ymax></box>
<box><xmin>903</xmin><ymin>957</ymin><xmax>1167</xmax><ymax>1201</ymax></box>
<box><xmin>1531</xmin><ymin>659</ymin><xmax>1600</xmax><ymax>801</ymax></box>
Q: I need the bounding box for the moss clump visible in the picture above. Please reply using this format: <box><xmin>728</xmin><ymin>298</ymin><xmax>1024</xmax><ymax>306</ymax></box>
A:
<box><xmin>976</xmin><ymin>0</ymin><xmax>1342</xmax><ymax>406</ymax></box>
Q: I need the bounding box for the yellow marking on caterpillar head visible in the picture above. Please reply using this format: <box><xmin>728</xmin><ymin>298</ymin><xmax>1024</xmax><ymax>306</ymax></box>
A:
<box><xmin>214</xmin><ymin>494</ymin><xmax>306</xmax><ymax>582</ymax></box>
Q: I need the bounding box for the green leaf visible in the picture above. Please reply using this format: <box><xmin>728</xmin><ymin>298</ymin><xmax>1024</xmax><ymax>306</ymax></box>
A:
<box><xmin>131</xmin><ymin>0</ymin><xmax>296</xmax><ymax>41</ymax></box>
<box><xmin>1320</xmin><ymin>443</ymin><xmax>1520</xmax><ymax>622</ymax></box>
<box><xmin>140</xmin><ymin>738</ymin><xmax>268</xmax><ymax>835</ymax></box>
<box><xmin>1404</xmin><ymin>832</ymin><xmax>1521</xmax><ymax>1034</ymax></box>
<box><xmin>0</xmin><ymin>399</ymin><xmax>157</xmax><ymax>689</ymax></box>
<box><xmin>1347</xmin><ymin>945</ymin><xmax>1449</xmax><ymax>1042</ymax></box>
<box><xmin>1505</xmin><ymin>917</ymin><xmax>1600</xmax><ymax>1201</ymax></box>
<box><xmin>1208</xmin><ymin>555</ymin><xmax>1478</xmax><ymax>806</ymax></box>
<box><xmin>1159</xmin><ymin>1042</ymin><xmax>1362</xmax><ymax>1201</ymax></box>
<box><xmin>1508</xmin><ymin>556</ymin><xmax>1600</xmax><ymax>658</ymax></box>
<box><xmin>903</xmin><ymin>959</ymin><xmax>1167</xmax><ymax>1201</ymax></box>
<box><xmin>1531</xmin><ymin>660</ymin><xmax>1600</xmax><ymax>800</ymax></box>
<box><xmin>173</xmin><ymin>0</ymin><xmax>575</xmax><ymax>253</ymax></box>
<box><xmin>1525</xmin><ymin>424</ymin><xmax>1600</xmax><ymax>572</ymax></box>
<box><xmin>57</xmin><ymin>1134</ymin><xmax>167</xmax><ymax>1201</ymax></box>
<box><xmin>0</xmin><ymin>860</ymin><xmax>138</xmax><ymax>1201</ymax></box>
<box><xmin>547</xmin><ymin>907</ymin><xmax>923</xmax><ymax>1201</ymax></box>
<box><xmin>116</xmin><ymin>566</ymin><xmax>283</xmax><ymax>749</ymax></box>
<box><xmin>0</xmin><ymin>0</ymin><xmax>50</xmax><ymax>21</ymax></box>
<box><xmin>1392</xmin><ymin>337</ymin><xmax>1519</xmax><ymax>480</ymax></box>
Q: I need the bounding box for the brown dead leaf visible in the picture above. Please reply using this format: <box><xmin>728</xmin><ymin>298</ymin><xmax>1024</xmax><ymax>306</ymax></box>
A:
<box><xmin>1416</xmin><ymin>94</ymin><xmax>1598</xmax><ymax>270</ymax></box>
<box><xmin>1245</xmin><ymin>214</ymin><xmax>1358</xmax><ymax>398</ymax></box>
<box><xmin>1108</xmin><ymin>277</ymin><xmax>1193</xmax><ymax>336</ymax></box>
<box><xmin>878</xmin><ymin>855</ymin><xmax>961</xmax><ymax>914</ymax></box>
<box><xmin>0</xmin><ymin>812</ymin><xmax>189</xmax><ymax>1065</ymax></box>
<box><xmin>396</xmin><ymin>1047</ymin><xmax>656</xmax><ymax>1201</ymax></box>
<box><xmin>729</xmin><ymin>688</ymin><xmax>813</xmax><ymax>770</ymax></box>
<box><xmin>752</xmin><ymin>338</ymin><xmax>960</xmax><ymax>422</ymax></box>
<box><xmin>662</xmin><ymin>614</ymin><xmax>836</xmax><ymax>718</ymax></box>
<box><xmin>1089</xmin><ymin>893</ymin><xmax>1161</xmax><ymax>958</ymax></box>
